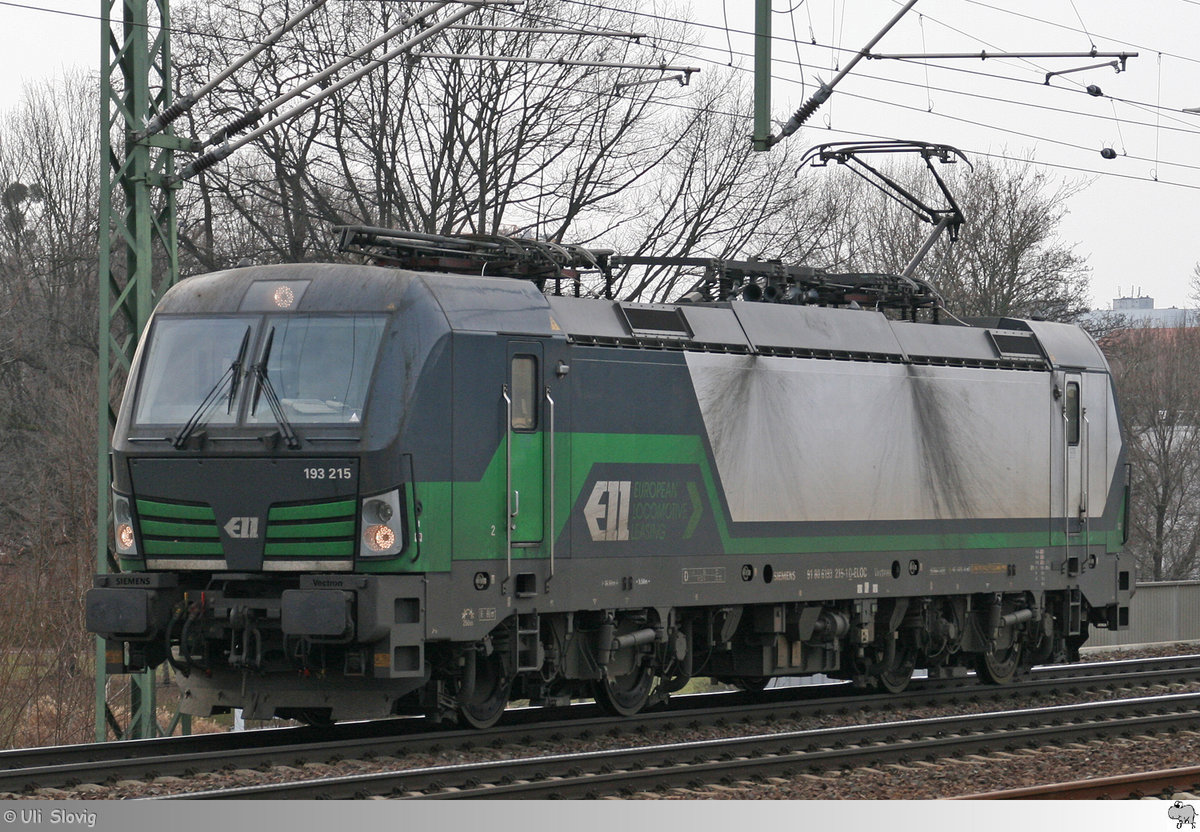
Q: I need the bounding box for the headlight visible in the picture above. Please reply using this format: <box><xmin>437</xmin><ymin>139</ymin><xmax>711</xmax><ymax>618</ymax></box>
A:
<box><xmin>359</xmin><ymin>489</ymin><xmax>403</xmax><ymax>557</ymax></box>
<box><xmin>363</xmin><ymin>498</ymin><xmax>392</xmax><ymax>524</ymax></box>
<box><xmin>364</xmin><ymin>524</ymin><xmax>396</xmax><ymax>551</ymax></box>
<box><xmin>113</xmin><ymin>492</ymin><xmax>139</xmax><ymax>556</ymax></box>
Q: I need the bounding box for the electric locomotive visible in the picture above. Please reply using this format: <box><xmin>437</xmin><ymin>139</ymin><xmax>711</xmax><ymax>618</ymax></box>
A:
<box><xmin>88</xmin><ymin>225</ymin><xmax>1132</xmax><ymax>726</ymax></box>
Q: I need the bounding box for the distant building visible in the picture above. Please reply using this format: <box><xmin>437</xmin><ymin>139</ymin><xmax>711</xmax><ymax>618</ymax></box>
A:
<box><xmin>1082</xmin><ymin>294</ymin><xmax>1195</xmax><ymax>331</ymax></box>
<box><xmin>1109</xmin><ymin>295</ymin><xmax>1193</xmax><ymax>328</ymax></box>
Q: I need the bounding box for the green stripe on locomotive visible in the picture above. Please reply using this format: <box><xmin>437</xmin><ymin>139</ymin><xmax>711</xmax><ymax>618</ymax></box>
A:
<box><xmin>356</xmin><ymin>430</ymin><xmax>1125</xmax><ymax>574</ymax></box>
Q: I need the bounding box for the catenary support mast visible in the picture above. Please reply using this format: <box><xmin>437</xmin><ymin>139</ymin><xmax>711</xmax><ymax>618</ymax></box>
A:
<box><xmin>97</xmin><ymin>0</ymin><xmax>188</xmax><ymax>741</ymax></box>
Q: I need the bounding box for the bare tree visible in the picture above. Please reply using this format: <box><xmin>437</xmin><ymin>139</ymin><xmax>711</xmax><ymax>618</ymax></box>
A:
<box><xmin>0</xmin><ymin>74</ymin><xmax>100</xmax><ymax>747</ymax></box>
<box><xmin>603</xmin><ymin>70</ymin><xmax>812</xmax><ymax>302</ymax></box>
<box><xmin>1189</xmin><ymin>262</ymin><xmax>1200</xmax><ymax>308</ymax></box>
<box><xmin>800</xmin><ymin>155</ymin><xmax>1092</xmax><ymax>321</ymax></box>
<box><xmin>937</xmin><ymin>158</ymin><xmax>1090</xmax><ymax>320</ymax></box>
<box><xmin>170</xmin><ymin>0</ymin><xmax>703</xmax><ymax>264</ymax></box>
<box><xmin>1104</xmin><ymin>324</ymin><xmax>1200</xmax><ymax>581</ymax></box>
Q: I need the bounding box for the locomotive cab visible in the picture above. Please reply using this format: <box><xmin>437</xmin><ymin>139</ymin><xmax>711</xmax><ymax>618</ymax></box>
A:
<box><xmin>89</xmin><ymin>264</ymin><xmax>458</xmax><ymax>720</ymax></box>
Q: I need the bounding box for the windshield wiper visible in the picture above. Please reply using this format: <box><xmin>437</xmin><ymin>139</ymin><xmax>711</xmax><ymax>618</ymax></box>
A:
<box><xmin>250</xmin><ymin>327</ymin><xmax>301</xmax><ymax>450</ymax></box>
<box><xmin>172</xmin><ymin>326</ymin><xmax>251</xmax><ymax>449</ymax></box>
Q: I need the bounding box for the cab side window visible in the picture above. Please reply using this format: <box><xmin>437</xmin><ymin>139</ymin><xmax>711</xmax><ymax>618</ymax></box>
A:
<box><xmin>1065</xmin><ymin>382</ymin><xmax>1080</xmax><ymax>446</ymax></box>
<box><xmin>511</xmin><ymin>355</ymin><xmax>537</xmax><ymax>430</ymax></box>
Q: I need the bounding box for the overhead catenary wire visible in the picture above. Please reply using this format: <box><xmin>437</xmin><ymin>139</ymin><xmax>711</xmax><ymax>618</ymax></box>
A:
<box><xmin>864</xmin><ymin>53</ymin><xmax>1198</xmax><ymax>134</ymax></box>
<box><xmin>918</xmin><ymin>13</ymin><xmax>932</xmax><ymax>111</ymax></box>
<box><xmin>234</xmin><ymin>48</ymin><xmax>1200</xmax><ymax>204</ymax></box>
<box><xmin>176</xmin><ymin>42</ymin><xmax>1200</xmax><ymax>275</ymax></box>
<box><xmin>27</xmin><ymin>0</ymin><xmax>1195</xmax><ymax>198</ymax></box>
<box><xmin>1154</xmin><ymin>51</ymin><xmax>1163</xmax><ymax>180</ymax></box>
<box><xmin>605</xmin><ymin>73</ymin><xmax>1200</xmax><ymax>194</ymax></box>
<box><xmin>553</xmin><ymin>0</ymin><xmax>1200</xmax><ymax>154</ymax></box>
<box><xmin>178</xmin><ymin>1</ymin><xmax>693</xmax><ymax>176</ymax></box>
<box><xmin>14</xmin><ymin>0</ymin><xmax>1191</xmax><ymax>92</ymax></box>
<box><xmin>31</xmin><ymin>0</ymin><xmax>1192</xmax><ymax>141</ymax></box>
<box><xmin>831</xmin><ymin>83</ymin><xmax>1200</xmax><ymax>176</ymax></box>
<box><xmin>859</xmin><ymin>2</ymin><xmax>1128</xmax><ymax>105</ymax></box>
<box><xmin>137</xmin><ymin>0</ymin><xmax>331</xmax><ymax>139</ymax></box>
<box><xmin>871</xmin><ymin>0</ymin><xmax>1131</xmax><ymax>93</ymax></box>
<box><xmin>869</xmin><ymin>0</ymin><xmax>1200</xmax><ymax>138</ymax></box>
<box><xmin>175</xmin><ymin>1</ymin><xmax>515</xmax><ymax>181</ymax></box>
<box><xmin>554</xmin><ymin>0</ymin><xmax>1195</xmax><ymax>124</ymax></box>
<box><xmin>0</xmin><ymin>0</ymin><xmax>633</xmax><ymax>54</ymax></box>
<box><xmin>556</xmin><ymin>0</ymin><xmax>1128</xmax><ymax>133</ymax></box>
<box><xmin>867</xmin><ymin>50</ymin><xmax>1136</xmax><ymax>61</ymax></box>
<box><xmin>446</xmin><ymin>24</ymin><xmax>646</xmax><ymax>38</ymax></box>
<box><xmin>550</xmin><ymin>3</ymin><xmax>1200</xmax><ymax>141</ymax></box>
<box><xmin>409</xmin><ymin>52</ymin><xmax>700</xmax><ymax>78</ymax></box>
<box><xmin>1067</xmin><ymin>0</ymin><xmax>1096</xmax><ymax>51</ymax></box>
<box><xmin>787</xmin><ymin>0</ymin><xmax>808</xmax><ymax>98</ymax></box>
<box><xmin>720</xmin><ymin>0</ymin><xmax>734</xmax><ymax>64</ymax></box>
<box><xmin>195</xmin><ymin>0</ymin><xmax>462</xmax><ymax>150</ymax></box>
<box><xmin>1106</xmin><ymin>98</ymin><xmax>1128</xmax><ymax>156</ymax></box>
<box><xmin>574</xmin><ymin>16</ymin><xmax>1200</xmax><ymax>181</ymax></box>
<box><xmin>529</xmin><ymin>6</ymin><xmax>1200</xmax><ymax>198</ymax></box>
<box><xmin>758</xmin><ymin>55</ymin><xmax>1200</xmax><ymax>177</ymax></box>
<box><xmin>961</xmin><ymin>0</ymin><xmax>1200</xmax><ymax>68</ymax></box>
<box><xmin>769</xmin><ymin>0</ymin><xmax>921</xmax><ymax>147</ymax></box>
<box><xmin>396</xmin><ymin>41</ymin><xmax>1200</xmax><ymax>197</ymax></box>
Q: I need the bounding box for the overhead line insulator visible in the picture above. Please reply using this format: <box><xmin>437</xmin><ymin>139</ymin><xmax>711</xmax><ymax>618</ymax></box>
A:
<box><xmin>137</xmin><ymin>94</ymin><xmax>196</xmax><ymax>140</ymax></box>
<box><xmin>210</xmin><ymin>108</ymin><xmax>265</xmax><ymax>145</ymax></box>
<box><xmin>178</xmin><ymin>144</ymin><xmax>233</xmax><ymax>181</ymax></box>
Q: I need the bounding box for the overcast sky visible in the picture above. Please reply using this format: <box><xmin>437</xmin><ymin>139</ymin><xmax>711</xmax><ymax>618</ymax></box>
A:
<box><xmin>2</xmin><ymin>0</ymin><xmax>1198</xmax><ymax>311</ymax></box>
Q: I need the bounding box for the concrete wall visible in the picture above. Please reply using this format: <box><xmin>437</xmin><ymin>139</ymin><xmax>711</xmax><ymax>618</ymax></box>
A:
<box><xmin>1086</xmin><ymin>581</ymin><xmax>1200</xmax><ymax>647</ymax></box>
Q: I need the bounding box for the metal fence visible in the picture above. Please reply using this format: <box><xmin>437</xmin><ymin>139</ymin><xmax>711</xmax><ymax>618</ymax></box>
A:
<box><xmin>1086</xmin><ymin>581</ymin><xmax>1200</xmax><ymax>648</ymax></box>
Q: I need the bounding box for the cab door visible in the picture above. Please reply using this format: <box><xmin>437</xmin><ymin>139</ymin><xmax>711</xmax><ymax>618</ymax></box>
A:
<box><xmin>1062</xmin><ymin>372</ymin><xmax>1086</xmax><ymax>535</ymax></box>
<box><xmin>506</xmin><ymin>342</ymin><xmax>544</xmax><ymax>546</ymax></box>
<box><xmin>1056</xmin><ymin>370</ymin><xmax>1089</xmax><ymax>636</ymax></box>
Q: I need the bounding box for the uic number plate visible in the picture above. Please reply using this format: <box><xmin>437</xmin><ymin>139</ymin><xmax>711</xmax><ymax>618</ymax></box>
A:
<box><xmin>304</xmin><ymin>467</ymin><xmax>353</xmax><ymax>480</ymax></box>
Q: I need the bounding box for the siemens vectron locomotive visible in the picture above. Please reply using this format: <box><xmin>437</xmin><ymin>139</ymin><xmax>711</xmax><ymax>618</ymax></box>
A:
<box><xmin>88</xmin><ymin>225</ymin><xmax>1132</xmax><ymax>727</ymax></box>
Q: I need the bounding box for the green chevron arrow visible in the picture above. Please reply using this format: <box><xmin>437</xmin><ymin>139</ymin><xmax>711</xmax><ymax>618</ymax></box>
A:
<box><xmin>684</xmin><ymin>481</ymin><xmax>703</xmax><ymax>539</ymax></box>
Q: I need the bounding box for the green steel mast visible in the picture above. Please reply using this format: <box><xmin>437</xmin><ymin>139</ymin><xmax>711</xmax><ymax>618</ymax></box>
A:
<box><xmin>752</xmin><ymin>0</ymin><xmax>771</xmax><ymax>152</ymax></box>
<box><xmin>96</xmin><ymin>0</ymin><xmax>188</xmax><ymax>741</ymax></box>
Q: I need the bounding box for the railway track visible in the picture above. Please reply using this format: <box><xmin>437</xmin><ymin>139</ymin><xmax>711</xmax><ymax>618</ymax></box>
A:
<box><xmin>163</xmin><ymin>690</ymin><xmax>1200</xmax><ymax>799</ymax></box>
<box><xmin>1</xmin><ymin>653</ymin><xmax>1197</xmax><ymax>796</ymax></box>
<box><xmin>959</xmin><ymin>765</ymin><xmax>1200</xmax><ymax>799</ymax></box>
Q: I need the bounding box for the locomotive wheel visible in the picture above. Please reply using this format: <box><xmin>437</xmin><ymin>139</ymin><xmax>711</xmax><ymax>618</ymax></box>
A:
<box><xmin>875</xmin><ymin>641</ymin><xmax>918</xmax><ymax>694</ymax></box>
<box><xmin>458</xmin><ymin>655</ymin><xmax>511</xmax><ymax>729</ymax></box>
<box><xmin>593</xmin><ymin>664</ymin><xmax>655</xmax><ymax>716</ymax></box>
<box><xmin>661</xmin><ymin>670</ymin><xmax>691</xmax><ymax>694</ymax></box>
<box><xmin>975</xmin><ymin>642</ymin><xmax>1023</xmax><ymax>685</ymax></box>
<box><xmin>730</xmin><ymin>677</ymin><xmax>769</xmax><ymax>694</ymax></box>
<box><xmin>1026</xmin><ymin>619</ymin><xmax>1066</xmax><ymax>667</ymax></box>
<box><xmin>876</xmin><ymin>659</ymin><xmax>916</xmax><ymax>694</ymax></box>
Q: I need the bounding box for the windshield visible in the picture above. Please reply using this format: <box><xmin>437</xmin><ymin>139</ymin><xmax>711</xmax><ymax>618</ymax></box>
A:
<box><xmin>134</xmin><ymin>318</ymin><xmax>252</xmax><ymax>425</ymax></box>
<box><xmin>133</xmin><ymin>314</ymin><xmax>387</xmax><ymax>426</ymax></box>
<box><xmin>247</xmin><ymin>315</ymin><xmax>386</xmax><ymax>425</ymax></box>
